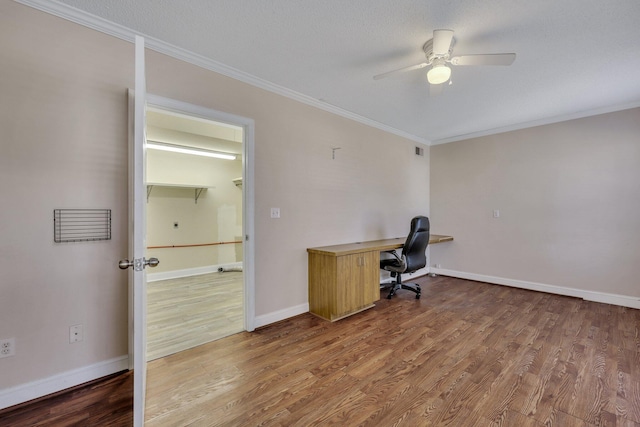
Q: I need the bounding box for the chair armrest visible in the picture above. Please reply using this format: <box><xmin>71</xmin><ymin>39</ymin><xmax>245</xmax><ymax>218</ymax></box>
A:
<box><xmin>383</xmin><ymin>250</ymin><xmax>402</xmax><ymax>263</ymax></box>
<box><xmin>381</xmin><ymin>250</ymin><xmax>407</xmax><ymax>272</ymax></box>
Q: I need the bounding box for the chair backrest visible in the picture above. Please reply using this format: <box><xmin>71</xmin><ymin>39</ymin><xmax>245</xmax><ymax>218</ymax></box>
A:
<box><xmin>402</xmin><ymin>216</ymin><xmax>430</xmax><ymax>272</ymax></box>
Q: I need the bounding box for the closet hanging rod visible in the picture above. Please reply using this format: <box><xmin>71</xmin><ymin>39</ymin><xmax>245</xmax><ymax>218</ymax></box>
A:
<box><xmin>147</xmin><ymin>240</ymin><xmax>242</xmax><ymax>249</ymax></box>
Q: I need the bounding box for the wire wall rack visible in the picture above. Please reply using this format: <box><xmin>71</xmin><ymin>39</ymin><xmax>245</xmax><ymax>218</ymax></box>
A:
<box><xmin>54</xmin><ymin>209</ymin><xmax>112</xmax><ymax>243</ymax></box>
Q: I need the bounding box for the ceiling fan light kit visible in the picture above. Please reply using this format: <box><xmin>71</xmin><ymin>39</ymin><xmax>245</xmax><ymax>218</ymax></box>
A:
<box><xmin>374</xmin><ymin>29</ymin><xmax>516</xmax><ymax>89</ymax></box>
<box><xmin>427</xmin><ymin>62</ymin><xmax>451</xmax><ymax>85</ymax></box>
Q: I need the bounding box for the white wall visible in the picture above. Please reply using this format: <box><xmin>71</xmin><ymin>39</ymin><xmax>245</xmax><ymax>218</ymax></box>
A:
<box><xmin>0</xmin><ymin>1</ymin><xmax>429</xmax><ymax>404</ymax></box>
<box><xmin>146</xmin><ymin>149</ymin><xmax>243</xmax><ymax>274</ymax></box>
<box><xmin>430</xmin><ymin>108</ymin><xmax>640</xmax><ymax>306</ymax></box>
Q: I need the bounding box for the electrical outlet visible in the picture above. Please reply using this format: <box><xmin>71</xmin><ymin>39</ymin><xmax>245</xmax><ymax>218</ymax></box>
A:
<box><xmin>270</xmin><ymin>207</ymin><xmax>280</xmax><ymax>219</ymax></box>
<box><xmin>0</xmin><ymin>338</ymin><xmax>15</xmax><ymax>358</ymax></box>
<box><xmin>69</xmin><ymin>325</ymin><xmax>83</xmax><ymax>343</ymax></box>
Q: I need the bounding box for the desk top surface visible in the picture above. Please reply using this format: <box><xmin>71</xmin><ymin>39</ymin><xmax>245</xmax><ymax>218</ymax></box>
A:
<box><xmin>307</xmin><ymin>234</ymin><xmax>453</xmax><ymax>256</ymax></box>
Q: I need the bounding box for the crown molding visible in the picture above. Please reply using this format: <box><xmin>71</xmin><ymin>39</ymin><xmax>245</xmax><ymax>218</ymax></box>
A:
<box><xmin>14</xmin><ymin>0</ymin><xmax>430</xmax><ymax>146</ymax></box>
<box><xmin>431</xmin><ymin>100</ymin><xmax>640</xmax><ymax>145</ymax></box>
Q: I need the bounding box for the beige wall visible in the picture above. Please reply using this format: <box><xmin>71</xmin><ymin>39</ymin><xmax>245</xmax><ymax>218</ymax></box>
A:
<box><xmin>430</xmin><ymin>108</ymin><xmax>640</xmax><ymax>300</ymax></box>
<box><xmin>0</xmin><ymin>2</ymin><xmax>132</xmax><ymax>396</ymax></box>
<box><xmin>0</xmin><ymin>1</ymin><xmax>428</xmax><ymax>397</ymax></box>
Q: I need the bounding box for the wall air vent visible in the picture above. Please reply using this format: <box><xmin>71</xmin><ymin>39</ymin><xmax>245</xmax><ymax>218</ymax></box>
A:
<box><xmin>415</xmin><ymin>146</ymin><xmax>424</xmax><ymax>156</ymax></box>
<box><xmin>54</xmin><ymin>209</ymin><xmax>111</xmax><ymax>243</ymax></box>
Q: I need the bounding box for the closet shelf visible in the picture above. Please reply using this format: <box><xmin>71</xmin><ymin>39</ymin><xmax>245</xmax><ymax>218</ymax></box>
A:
<box><xmin>146</xmin><ymin>183</ymin><xmax>215</xmax><ymax>204</ymax></box>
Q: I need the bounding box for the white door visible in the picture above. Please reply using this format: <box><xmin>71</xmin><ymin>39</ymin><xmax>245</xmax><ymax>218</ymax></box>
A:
<box><xmin>120</xmin><ymin>35</ymin><xmax>155</xmax><ymax>427</ymax></box>
<box><xmin>132</xmin><ymin>35</ymin><xmax>148</xmax><ymax>427</ymax></box>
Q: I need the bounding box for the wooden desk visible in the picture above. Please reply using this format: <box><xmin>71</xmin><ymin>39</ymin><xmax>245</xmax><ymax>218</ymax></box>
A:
<box><xmin>307</xmin><ymin>234</ymin><xmax>453</xmax><ymax>321</ymax></box>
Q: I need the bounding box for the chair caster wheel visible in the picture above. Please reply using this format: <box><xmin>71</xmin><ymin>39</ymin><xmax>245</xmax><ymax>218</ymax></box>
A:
<box><xmin>416</xmin><ymin>295</ymin><xmax>420</xmax><ymax>299</ymax></box>
<box><xmin>387</xmin><ymin>295</ymin><xmax>392</xmax><ymax>299</ymax></box>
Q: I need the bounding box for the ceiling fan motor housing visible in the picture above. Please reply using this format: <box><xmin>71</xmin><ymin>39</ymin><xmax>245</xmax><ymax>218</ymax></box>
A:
<box><xmin>423</xmin><ymin>37</ymin><xmax>455</xmax><ymax>63</ymax></box>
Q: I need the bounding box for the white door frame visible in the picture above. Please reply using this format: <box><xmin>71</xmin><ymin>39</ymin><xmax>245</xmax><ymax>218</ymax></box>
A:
<box><xmin>144</xmin><ymin>94</ymin><xmax>256</xmax><ymax>332</ymax></box>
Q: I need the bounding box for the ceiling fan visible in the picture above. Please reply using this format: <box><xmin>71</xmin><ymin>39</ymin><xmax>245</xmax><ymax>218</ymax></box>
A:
<box><xmin>373</xmin><ymin>29</ymin><xmax>516</xmax><ymax>89</ymax></box>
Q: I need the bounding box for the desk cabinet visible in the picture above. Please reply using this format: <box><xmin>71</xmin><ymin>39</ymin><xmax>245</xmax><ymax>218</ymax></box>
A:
<box><xmin>308</xmin><ymin>235</ymin><xmax>453</xmax><ymax>321</ymax></box>
<box><xmin>308</xmin><ymin>250</ymin><xmax>380</xmax><ymax>321</ymax></box>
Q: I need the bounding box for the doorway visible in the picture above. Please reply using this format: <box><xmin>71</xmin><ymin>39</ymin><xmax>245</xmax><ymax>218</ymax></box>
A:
<box><xmin>143</xmin><ymin>97</ymin><xmax>255</xmax><ymax>361</ymax></box>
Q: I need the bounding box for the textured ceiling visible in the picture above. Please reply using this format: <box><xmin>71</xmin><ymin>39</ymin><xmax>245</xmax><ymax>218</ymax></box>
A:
<box><xmin>48</xmin><ymin>0</ymin><xmax>640</xmax><ymax>144</ymax></box>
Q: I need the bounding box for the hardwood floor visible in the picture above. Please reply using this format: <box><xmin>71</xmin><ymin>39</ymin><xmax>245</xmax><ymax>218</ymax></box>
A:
<box><xmin>144</xmin><ymin>275</ymin><xmax>640</xmax><ymax>426</ymax></box>
<box><xmin>3</xmin><ymin>275</ymin><xmax>639</xmax><ymax>426</ymax></box>
<box><xmin>147</xmin><ymin>271</ymin><xmax>244</xmax><ymax>361</ymax></box>
<box><xmin>0</xmin><ymin>371</ymin><xmax>133</xmax><ymax>426</ymax></box>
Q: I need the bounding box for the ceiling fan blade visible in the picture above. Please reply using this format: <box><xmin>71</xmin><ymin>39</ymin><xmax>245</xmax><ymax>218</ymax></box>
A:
<box><xmin>450</xmin><ymin>53</ymin><xmax>516</xmax><ymax>66</ymax></box>
<box><xmin>373</xmin><ymin>62</ymin><xmax>428</xmax><ymax>80</ymax></box>
<box><xmin>432</xmin><ymin>29</ymin><xmax>454</xmax><ymax>55</ymax></box>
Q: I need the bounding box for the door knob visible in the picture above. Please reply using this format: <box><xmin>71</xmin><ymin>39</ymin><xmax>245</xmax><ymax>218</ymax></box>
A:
<box><xmin>118</xmin><ymin>259</ymin><xmax>134</xmax><ymax>270</ymax></box>
<box><xmin>118</xmin><ymin>257</ymin><xmax>160</xmax><ymax>270</ymax></box>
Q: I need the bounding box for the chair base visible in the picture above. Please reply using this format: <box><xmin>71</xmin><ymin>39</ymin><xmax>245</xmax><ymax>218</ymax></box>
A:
<box><xmin>381</xmin><ymin>272</ymin><xmax>421</xmax><ymax>299</ymax></box>
<box><xmin>386</xmin><ymin>283</ymin><xmax>421</xmax><ymax>299</ymax></box>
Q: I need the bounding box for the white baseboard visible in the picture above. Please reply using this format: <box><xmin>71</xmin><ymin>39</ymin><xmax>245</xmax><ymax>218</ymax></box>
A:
<box><xmin>432</xmin><ymin>268</ymin><xmax>640</xmax><ymax>309</ymax></box>
<box><xmin>147</xmin><ymin>262</ymin><xmax>242</xmax><ymax>282</ymax></box>
<box><xmin>580</xmin><ymin>291</ymin><xmax>640</xmax><ymax>309</ymax></box>
<box><xmin>0</xmin><ymin>355</ymin><xmax>129</xmax><ymax>411</ymax></box>
<box><xmin>254</xmin><ymin>303</ymin><xmax>310</xmax><ymax>329</ymax></box>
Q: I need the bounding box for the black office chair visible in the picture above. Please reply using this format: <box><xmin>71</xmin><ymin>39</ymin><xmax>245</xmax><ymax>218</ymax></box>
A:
<box><xmin>380</xmin><ymin>216</ymin><xmax>430</xmax><ymax>299</ymax></box>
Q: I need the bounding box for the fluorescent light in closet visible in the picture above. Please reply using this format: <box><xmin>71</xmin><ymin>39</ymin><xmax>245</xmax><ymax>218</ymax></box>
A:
<box><xmin>147</xmin><ymin>141</ymin><xmax>236</xmax><ymax>160</ymax></box>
